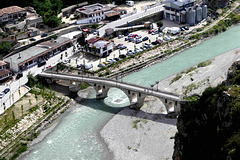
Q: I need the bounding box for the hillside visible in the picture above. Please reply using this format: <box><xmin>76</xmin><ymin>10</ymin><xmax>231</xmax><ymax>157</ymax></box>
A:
<box><xmin>173</xmin><ymin>60</ymin><xmax>240</xmax><ymax>160</ymax></box>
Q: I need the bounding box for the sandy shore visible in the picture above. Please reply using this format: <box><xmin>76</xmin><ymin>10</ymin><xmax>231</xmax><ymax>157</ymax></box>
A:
<box><xmin>158</xmin><ymin>46</ymin><xmax>240</xmax><ymax>96</ymax></box>
<box><xmin>100</xmin><ymin>46</ymin><xmax>240</xmax><ymax>160</ymax></box>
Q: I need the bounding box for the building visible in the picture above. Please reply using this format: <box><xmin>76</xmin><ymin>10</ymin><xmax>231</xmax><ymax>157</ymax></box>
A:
<box><xmin>0</xmin><ymin>60</ymin><xmax>11</xmax><ymax>83</ymax></box>
<box><xmin>163</xmin><ymin>0</ymin><xmax>207</xmax><ymax>25</ymax></box>
<box><xmin>4</xmin><ymin>36</ymin><xmax>73</xmax><ymax>73</ymax></box>
<box><xmin>0</xmin><ymin>6</ymin><xmax>27</xmax><ymax>23</ymax></box>
<box><xmin>76</xmin><ymin>3</ymin><xmax>126</xmax><ymax>24</ymax></box>
<box><xmin>85</xmin><ymin>36</ymin><xmax>114</xmax><ymax>57</ymax></box>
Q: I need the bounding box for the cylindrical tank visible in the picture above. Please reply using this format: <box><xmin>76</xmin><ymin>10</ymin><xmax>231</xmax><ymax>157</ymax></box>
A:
<box><xmin>196</xmin><ymin>6</ymin><xmax>203</xmax><ymax>22</ymax></box>
<box><xmin>181</xmin><ymin>11</ymin><xmax>186</xmax><ymax>23</ymax></box>
<box><xmin>186</xmin><ymin>8</ymin><xmax>196</xmax><ymax>26</ymax></box>
<box><xmin>202</xmin><ymin>5</ymin><xmax>207</xmax><ymax>19</ymax></box>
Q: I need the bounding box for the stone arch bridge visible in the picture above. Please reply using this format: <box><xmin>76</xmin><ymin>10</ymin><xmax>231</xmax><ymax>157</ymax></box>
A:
<box><xmin>38</xmin><ymin>72</ymin><xmax>186</xmax><ymax>114</ymax></box>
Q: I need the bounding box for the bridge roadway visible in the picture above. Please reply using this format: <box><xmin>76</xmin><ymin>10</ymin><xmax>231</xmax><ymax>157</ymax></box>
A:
<box><xmin>39</xmin><ymin>72</ymin><xmax>182</xmax><ymax>102</ymax></box>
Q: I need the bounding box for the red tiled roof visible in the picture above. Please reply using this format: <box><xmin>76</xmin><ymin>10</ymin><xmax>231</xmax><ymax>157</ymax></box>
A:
<box><xmin>0</xmin><ymin>69</ymin><xmax>10</xmax><ymax>77</ymax></box>
<box><xmin>0</xmin><ymin>60</ymin><xmax>7</xmax><ymax>66</ymax></box>
<box><xmin>105</xmin><ymin>11</ymin><xmax>120</xmax><ymax>17</ymax></box>
<box><xmin>88</xmin><ymin>37</ymin><xmax>100</xmax><ymax>44</ymax></box>
<box><xmin>0</xmin><ymin>6</ymin><xmax>26</xmax><ymax>17</ymax></box>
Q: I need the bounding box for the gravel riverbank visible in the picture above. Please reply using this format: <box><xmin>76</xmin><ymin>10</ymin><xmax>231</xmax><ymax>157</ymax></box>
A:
<box><xmin>100</xmin><ymin>47</ymin><xmax>240</xmax><ymax>160</ymax></box>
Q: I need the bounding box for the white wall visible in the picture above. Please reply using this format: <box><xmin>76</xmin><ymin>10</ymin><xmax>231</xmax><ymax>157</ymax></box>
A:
<box><xmin>0</xmin><ymin>44</ymin><xmax>78</xmax><ymax>114</ymax></box>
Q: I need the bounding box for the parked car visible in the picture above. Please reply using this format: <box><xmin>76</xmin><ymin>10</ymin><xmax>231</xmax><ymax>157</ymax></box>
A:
<box><xmin>152</xmin><ymin>41</ymin><xmax>158</xmax><ymax>45</ymax></box>
<box><xmin>46</xmin><ymin>65</ymin><xmax>52</xmax><ymax>69</ymax></box>
<box><xmin>117</xmin><ymin>44</ymin><xmax>123</xmax><ymax>49</ymax></box>
<box><xmin>119</xmin><ymin>45</ymin><xmax>127</xmax><ymax>50</ymax></box>
<box><xmin>113</xmin><ymin>58</ymin><xmax>120</xmax><ymax>61</ymax></box>
<box><xmin>41</xmin><ymin>33</ymin><xmax>48</xmax><ymax>38</ymax></box>
<box><xmin>118</xmin><ymin>35</ymin><xmax>124</xmax><ymax>39</ymax></box>
<box><xmin>132</xmin><ymin>34</ymin><xmax>138</xmax><ymax>38</ymax></box>
<box><xmin>136</xmin><ymin>35</ymin><xmax>142</xmax><ymax>39</ymax></box>
<box><xmin>0</xmin><ymin>93</ymin><xmax>4</xmax><ymax>99</ymax></box>
<box><xmin>16</xmin><ymin>73</ymin><xmax>23</xmax><ymax>79</ymax></box>
<box><xmin>119</xmin><ymin>54</ymin><xmax>126</xmax><ymax>59</ymax></box>
<box><xmin>125</xmin><ymin>37</ymin><xmax>129</xmax><ymax>41</ymax></box>
<box><xmin>30</xmin><ymin>37</ymin><xmax>36</xmax><ymax>41</ymax></box>
<box><xmin>148</xmin><ymin>30</ymin><xmax>153</xmax><ymax>34</ymax></box>
<box><xmin>158</xmin><ymin>33</ymin><xmax>163</xmax><ymax>37</ymax></box>
<box><xmin>184</xmin><ymin>26</ymin><xmax>189</xmax><ymax>30</ymax></box>
<box><xmin>109</xmin><ymin>59</ymin><xmax>116</xmax><ymax>63</ymax></box>
<box><xmin>3</xmin><ymin>88</ymin><xmax>10</xmax><ymax>94</ymax></box>
<box><xmin>98</xmin><ymin>63</ymin><xmax>105</xmax><ymax>68</ymax></box>
<box><xmin>63</xmin><ymin>59</ymin><xmax>69</xmax><ymax>64</ymax></box>
<box><xmin>152</xmin><ymin>40</ymin><xmax>163</xmax><ymax>45</ymax></box>
<box><xmin>124</xmin><ymin>32</ymin><xmax>130</xmax><ymax>36</ymax></box>
<box><xmin>156</xmin><ymin>39</ymin><xmax>163</xmax><ymax>44</ymax></box>
<box><xmin>180</xmin><ymin>26</ymin><xmax>185</xmax><ymax>31</ymax></box>
<box><xmin>85</xmin><ymin>64</ymin><xmax>93</xmax><ymax>70</ymax></box>
<box><xmin>142</xmin><ymin>36</ymin><xmax>149</xmax><ymax>41</ymax></box>
<box><xmin>151</xmin><ymin>30</ymin><xmax>158</xmax><ymax>35</ymax></box>
<box><xmin>140</xmin><ymin>46</ymin><xmax>145</xmax><ymax>51</ymax></box>
<box><xmin>135</xmin><ymin>39</ymin><xmax>142</xmax><ymax>44</ymax></box>
<box><xmin>128</xmin><ymin>34</ymin><xmax>133</xmax><ymax>37</ymax></box>
<box><xmin>77</xmin><ymin>64</ymin><xmax>84</xmax><ymax>69</ymax></box>
<box><xmin>129</xmin><ymin>37</ymin><xmax>135</xmax><ymax>42</ymax></box>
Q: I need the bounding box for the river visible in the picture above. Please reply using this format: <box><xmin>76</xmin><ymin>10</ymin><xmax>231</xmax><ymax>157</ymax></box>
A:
<box><xmin>21</xmin><ymin>25</ymin><xmax>240</xmax><ymax>160</ymax></box>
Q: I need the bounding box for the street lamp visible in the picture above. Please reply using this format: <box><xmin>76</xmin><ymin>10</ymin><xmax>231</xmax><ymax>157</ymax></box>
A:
<box><xmin>155</xmin><ymin>81</ymin><xmax>159</xmax><ymax>92</ymax></box>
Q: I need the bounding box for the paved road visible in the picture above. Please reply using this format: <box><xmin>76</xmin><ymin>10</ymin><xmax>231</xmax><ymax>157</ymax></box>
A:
<box><xmin>97</xmin><ymin>4</ymin><xmax>165</xmax><ymax>37</ymax></box>
<box><xmin>39</xmin><ymin>72</ymin><xmax>182</xmax><ymax>101</ymax></box>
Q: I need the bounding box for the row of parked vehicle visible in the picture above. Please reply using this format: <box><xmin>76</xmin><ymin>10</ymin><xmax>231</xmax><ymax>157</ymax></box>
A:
<box><xmin>0</xmin><ymin>88</ymin><xmax>10</xmax><ymax>99</ymax></box>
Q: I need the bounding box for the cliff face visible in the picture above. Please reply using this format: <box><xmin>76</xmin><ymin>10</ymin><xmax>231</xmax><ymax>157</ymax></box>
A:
<box><xmin>173</xmin><ymin>60</ymin><xmax>240</xmax><ymax>160</ymax></box>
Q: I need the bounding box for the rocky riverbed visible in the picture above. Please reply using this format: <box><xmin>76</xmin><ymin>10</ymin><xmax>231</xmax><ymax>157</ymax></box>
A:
<box><xmin>100</xmin><ymin>46</ymin><xmax>240</xmax><ymax>160</ymax></box>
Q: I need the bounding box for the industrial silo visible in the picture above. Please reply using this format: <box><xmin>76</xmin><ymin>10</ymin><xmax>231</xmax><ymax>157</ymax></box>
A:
<box><xmin>186</xmin><ymin>8</ymin><xmax>196</xmax><ymax>26</ymax></box>
<box><xmin>180</xmin><ymin>10</ymin><xmax>186</xmax><ymax>23</ymax></box>
<box><xmin>196</xmin><ymin>6</ymin><xmax>203</xmax><ymax>22</ymax></box>
<box><xmin>202</xmin><ymin>5</ymin><xmax>207</xmax><ymax>19</ymax></box>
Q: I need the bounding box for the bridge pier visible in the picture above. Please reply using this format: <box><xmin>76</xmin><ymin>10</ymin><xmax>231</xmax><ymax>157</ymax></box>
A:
<box><xmin>69</xmin><ymin>82</ymin><xmax>82</xmax><ymax>92</ymax></box>
<box><xmin>92</xmin><ymin>84</ymin><xmax>110</xmax><ymax>100</ymax></box>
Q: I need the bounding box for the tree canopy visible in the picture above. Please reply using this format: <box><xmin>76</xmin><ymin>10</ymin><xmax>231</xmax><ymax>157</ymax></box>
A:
<box><xmin>33</xmin><ymin>0</ymin><xmax>62</xmax><ymax>28</ymax></box>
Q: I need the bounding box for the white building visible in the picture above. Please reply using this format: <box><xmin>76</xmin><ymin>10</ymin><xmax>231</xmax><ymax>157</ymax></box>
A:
<box><xmin>0</xmin><ymin>6</ymin><xmax>27</xmax><ymax>23</ymax></box>
<box><xmin>75</xmin><ymin>3</ymin><xmax>125</xmax><ymax>24</ymax></box>
<box><xmin>85</xmin><ymin>36</ymin><xmax>114</xmax><ymax>57</ymax></box>
<box><xmin>0</xmin><ymin>31</ymin><xmax>82</xmax><ymax>113</ymax></box>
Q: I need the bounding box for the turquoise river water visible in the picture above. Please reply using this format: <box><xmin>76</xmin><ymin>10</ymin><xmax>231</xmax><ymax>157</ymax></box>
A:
<box><xmin>21</xmin><ymin>25</ymin><xmax>240</xmax><ymax>160</ymax></box>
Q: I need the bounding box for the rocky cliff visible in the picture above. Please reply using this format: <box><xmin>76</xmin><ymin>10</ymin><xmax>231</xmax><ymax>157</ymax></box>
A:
<box><xmin>173</xmin><ymin>60</ymin><xmax>240</xmax><ymax>160</ymax></box>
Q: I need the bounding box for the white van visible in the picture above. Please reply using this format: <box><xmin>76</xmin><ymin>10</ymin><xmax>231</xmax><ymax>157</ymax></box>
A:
<box><xmin>126</xmin><ymin>1</ymin><xmax>134</xmax><ymax>7</ymax></box>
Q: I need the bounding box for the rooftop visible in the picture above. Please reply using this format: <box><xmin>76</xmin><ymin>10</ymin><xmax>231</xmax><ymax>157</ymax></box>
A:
<box><xmin>77</xmin><ymin>3</ymin><xmax>106</xmax><ymax>15</ymax></box>
<box><xmin>105</xmin><ymin>11</ymin><xmax>120</xmax><ymax>17</ymax></box>
<box><xmin>4</xmin><ymin>46</ymin><xmax>48</xmax><ymax>66</ymax></box>
<box><xmin>0</xmin><ymin>6</ymin><xmax>26</xmax><ymax>17</ymax></box>
<box><xmin>0</xmin><ymin>69</ymin><xmax>10</xmax><ymax>77</ymax></box>
<box><xmin>37</xmin><ymin>36</ymin><xmax>70</xmax><ymax>49</ymax></box>
<box><xmin>4</xmin><ymin>36</ymin><xmax>71</xmax><ymax>66</ymax></box>
<box><xmin>0</xmin><ymin>60</ymin><xmax>7</xmax><ymax>66</ymax></box>
<box><xmin>94</xmin><ymin>40</ymin><xmax>109</xmax><ymax>48</ymax></box>
<box><xmin>88</xmin><ymin>37</ymin><xmax>101</xmax><ymax>44</ymax></box>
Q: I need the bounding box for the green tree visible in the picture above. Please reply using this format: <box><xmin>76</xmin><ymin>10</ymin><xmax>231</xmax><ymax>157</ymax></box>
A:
<box><xmin>33</xmin><ymin>0</ymin><xmax>62</xmax><ymax>28</ymax></box>
<box><xmin>0</xmin><ymin>41</ymin><xmax>13</xmax><ymax>56</ymax></box>
<box><xmin>157</xmin><ymin>21</ymin><xmax>163</xmax><ymax>28</ymax></box>
<box><xmin>27</xmin><ymin>73</ymin><xmax>38</xmax><ymax>87</ymax></box>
